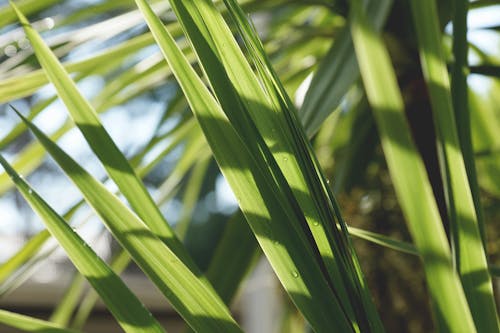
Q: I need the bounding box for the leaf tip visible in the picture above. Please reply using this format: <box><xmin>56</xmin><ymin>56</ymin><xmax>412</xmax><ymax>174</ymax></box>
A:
<box><xmin>8</xmin><ymin>104</ymin><xmax>24</xmax><ymax>119</ymax></box>
<box><xmin>9</xmin><ymin>1</ymin><xmax>30</xmax><ymax>27</ymax></box>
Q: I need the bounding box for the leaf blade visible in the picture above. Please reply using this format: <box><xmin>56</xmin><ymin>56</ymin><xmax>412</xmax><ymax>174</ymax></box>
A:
<box><xmin>349</xmin><ymin>0</ymin><xmax>477</xmax><ymax>331</ymax></box>
<box><xmin>14</xmin><ymin>110</ymin><xmax>241</xmax><ymax>333</ymax></box>
<box><xmin>0</xmin><ymin>154</ymin><xmax>166</xmax><ymax>333</ymax></box>
<box><xmin>0</xmin><ymin>309</ymin><xmax>80</xmax><ymax>333</ymax></box>
<box><xmin>134</xmin><ymin>1</ymin><xmax>355</xmax><ymax>331</ymax></box>
<box><xmin>409</xmin><ymin>1</ymin><xmax>499</xmax><ymax>330</ymax></box>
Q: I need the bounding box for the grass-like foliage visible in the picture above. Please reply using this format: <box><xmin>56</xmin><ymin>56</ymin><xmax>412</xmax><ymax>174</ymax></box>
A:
<box><xmin>0</xmin><ymin>0</ymin><xmax>499</xmax><ymax>332</ymax></box>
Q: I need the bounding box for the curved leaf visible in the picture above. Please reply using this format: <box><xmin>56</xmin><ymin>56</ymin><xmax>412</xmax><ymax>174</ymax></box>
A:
<box><xmin>0</xmin><ymin>154</ymin><xmax>165</xmax><ymax>333</ymax></box>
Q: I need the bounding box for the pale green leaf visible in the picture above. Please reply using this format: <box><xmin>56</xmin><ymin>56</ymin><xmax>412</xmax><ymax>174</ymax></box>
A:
<box><xmin>349</xmin><ymin>0</ymin><xmax>477</xmax><ymax>331</ymax></box>
<box><xmin>14</xmin><ymin>110</ymin><xmax>241</xmax><ymax>333</ymax></box>
<box><xmin>0</xmin><ymin>154</ymin><xmax>165</xmax><ymax>333</ymax></box>
<box><xmin>409</xmin><ymin>1</ymin><xmax>499</xmax><ymax>330</ymax></box>
<box><xmin>134</xmin><ymin>0</ymin><xmax>355</xmax><ymax>331</ymax></box>
<box><xmin>9</xmin><ymin>2</ymin><xmax>201</xmax><ymax>276</ymax></box>
<box><xmin>0</xmin><ymin>309</ymin><xmax>79</xmax><ymax>333</ymax></box>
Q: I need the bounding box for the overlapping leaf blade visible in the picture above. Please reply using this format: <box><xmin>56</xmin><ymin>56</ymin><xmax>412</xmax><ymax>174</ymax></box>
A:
<box><xmin>0</xmin><ymin>229</ymin><xmax>50</xmax><ymax>284</ymax></box>
<box><xmin>470</xmin><ymin>88</ymin><xmax>500</xmax><ymax>198</ymax></box>
<box><xmin>0</xmin><ymin>155</ymin><xmax>165</xmax><ymax>333</ymax></box>
<box><xmin>409</xmin><ymin>1</ymin><xmax>499</xmax><ymax>331</ymax></box>
<box><xmin>349</xmin><ymin>0</ymin><xmax>477</xmax><ymax>331</ymax></box>
<box><xmin>134</xmin><ymin>0</ymin><xmax>355</xmax><ymax>331</ymax></box>
<box><xmin>220</xmin><ymin>1</ymin><xmax>383</xmax><ymax>330</ymax></box>
<box><xmin>0</xmin><ymin>309</ymin><xmax>79</xmax><ymax>333</ymax></box>
<box><xmin>166</xmin><ymin>1</ymin><xmax>387</xmax><ymax>330</ymax></box>
<box><xmin>14</xmin><ymin>110</ymin><xmax>242</xmax><ymax>333</ymax></box>
<box><xmin>299</xmin><ymin>0</ymin><xmax>392</xmax><ymax>136</ymax></box>
<box><xmin>9</xmin><ymin>1</ymin><xmax>204</xmax><ymax>278</ymax></box>
<box><xmin>0</xmin><ymin>33</ymin><xmax>155</xmax><ymax>103</ymax></box>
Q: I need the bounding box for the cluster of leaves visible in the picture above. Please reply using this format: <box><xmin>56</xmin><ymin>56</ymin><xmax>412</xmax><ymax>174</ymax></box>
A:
<box><xmin>0</xmin><ymin>0</ymin><xmax>499</xmax><ymax>332</ymax></box>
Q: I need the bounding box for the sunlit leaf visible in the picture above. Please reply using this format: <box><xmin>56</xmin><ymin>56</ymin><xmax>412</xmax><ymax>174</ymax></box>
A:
<box><xmin>0</xmin><ymin>154</ymin><xmax>165</xmax><ymax>333</ymax></box>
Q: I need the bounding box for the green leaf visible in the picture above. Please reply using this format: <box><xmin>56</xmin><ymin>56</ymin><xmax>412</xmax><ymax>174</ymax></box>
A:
<box><xmin>0</xmin><ymin>309</ymin><xmax>80</xmax><ymax>333</ymax></box>
<box><xmin>175</xmin><ymin>155</ymin><xmax>211</xmax><ymax>240</ymax></box>
<box><xmin>469</xmin><ymin>0</ymin><xmax>500</xmax><ymax>9</ymax></box>
<box><xmin>206</xmin><ymin>211</ymin><xmax>260</xmax><ymax>304</ymax></box>
<box><xmin>184</xmin><ymin>211</ymin><xmax>260</xmax><ymax>333</ymax></box>
<box><xmin>14</xmin><ymin>110</ymin><xmax>241</xmax><ymax>333</ymax></box>
<box><xmin>409</xmin><ymin>1</ymin><xmax>499</xmax><ymax>331</ymax></box>
<box><xmin>9</xmin><ymin>2</ymin><xmax>201</xmax><ymax>277</ymax></box>
<box><xmin>349</xmin><ymin>0</ymin><xmax>477</xmax><ymax>331</ymax></box>
<box><xmin>469</xmin><ymin>64</ymin><xmax>500</xmax><ymax>77</ymax></box>
<box><xmin>49</xmin><ymin>273</ymin><xmax>86</xmax><ymax>326</ymax></box>
<box><xmin>299</xmin><ymin>0</ymin><xmax>393</xmax><ymax>136</ymax></box>
<box><xmin>168</xmin><ymin>0</ymin><xmax>384</xmax><ymax>330</ymax></box>
<box><xmin>71</xmin><ymin>249</ymin><xmax>132</xmax><ymax>330</ymax></box>
<box><xmin>0</xmin><ymin>230</ymin><xmax>50</xmax><ymax>284</ymax></box>
<box><xmin>470</xmin><ymin>88</ymin><xmax>500</xmax><ymax>198</ymax></box>
<box><xmin>452</xmin><ymin>0</ymin><xmax>485</xmax><ymax>237</ymax></box>
<box><xmin>0</xmin><ymin>0</ymin><xmax>62</xmax><ymax>27</ymax></box>
<box><xmin>134</xmin><ymin>0</ymin><xmax>355</xmax><ymax>331</ymax></box>
<box><xmin>0</xmin><ymin>154</ymin><xmax>165</xmax><ymax>333</ymax></box>
<box><xmin>348</xmin><ymin>227</ymin><xmax>418</xmax><ymax>256</ymax></box>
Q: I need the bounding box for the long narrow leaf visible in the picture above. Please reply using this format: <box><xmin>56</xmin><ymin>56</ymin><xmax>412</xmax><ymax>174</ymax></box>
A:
<box><xmin>0</xmin><ymin>230</ymin><xmax>50</xmax><ymax>284</ymax></box>
<box><xmin>49</xmin><ymin>273</ymin><xmax>86</xmax><ymax>326</ymax></box>
<box><xmin>0</xmin><ymin>309</ymin><xmax>79</xmax><ymax>333</ymax></box>
<box><xmin>299</xmin><ymin>0</ymin><xmax>392</xmax><ymax>136</ymax></box>
<box><xmin>220</xmin><ymin>1</ymin><xmax>383</xmax><ymax>330</ymax></box>
<box><xmin>9</xmin><ymin>2</ymin><xmax>203</xmax><ymax>276</ymax></box>
<box><xmin>71</xmin><ymin>249</ymin><xmax>132</xmax><ymax>330</ymax></box>
<box><xmin>206</xmin><ymin>211</ymin><xmax>260</xmax><ymax>304</ymax></box>
<box><xmin>14</xmin><ymin>110</ymin><xmax>241</xmax><ymax>333</ymax></box>
<box><xmin>0</xmin><ymin>33</ymin><xmax>155</xmax><ymax>103</ymax></box>
<box><xmin>168</xmin><ymin>1</ymin><xmax>386</xmax><ymax>330</ymax></box>
<box><xmin>0</xmin><ymin>155</ymin><xmax>165</xmax><ymax>333</ymax></box>
<box><xmin>347</xmin><ymin>227</ymin><xmax>418</xmax><ymax>256</ymax></box>
<box><xmin>409</xmin><ymin>1</ymin><xmax>499</xmax><ymax>331</ymax></box>
<box><xmin>134</xmin><ymin>1</ymin><xmax>355</xmax><ymax>331</ymax></box>
<box><xmin>469</xmin><ymin>88</ymin><xmax>500</xmax><ymax>198</ymax></box>
<box><xmin>349</xmin><ymin>0</ymin><xmax>477</xmax><ymax>331</ymax></box>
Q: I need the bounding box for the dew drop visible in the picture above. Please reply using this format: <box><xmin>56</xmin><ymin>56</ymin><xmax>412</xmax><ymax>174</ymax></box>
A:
<box><xmin>17</xmin><ymin>37</ymin><xmax>30</xmax><ymax>50</ymax></box>
<box><xmin>291</xmin><ymin>271</ymin><xmax>299</xmax><ymax>278</ymax></box>
<box><xmin>283</xmin><ymin>157</ymin><xmax>288</xmax><ymax>162</ymax></box>
<box><xmin>326</xmin><ymin>179</ymin><xmax>330</xmax><ymax>184</ymax></box>
<box><xmin>43</xmin><ymin>17</ymin><xmax>55</xmax><ymax>30</ymax></box>
<box><xmin>27</xmin><ymin>189</ymin><xmax>33</xmax><ymax>194</ymax></box>
<box><xmin>313</xmin><ymin>221</ymin><xmax>319</xmax><ymax>226</ymax></box>
<box><xmin>4</xmin><ymin>45</ymin><xmax>17</xmax><ymax>57</ymax></box>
